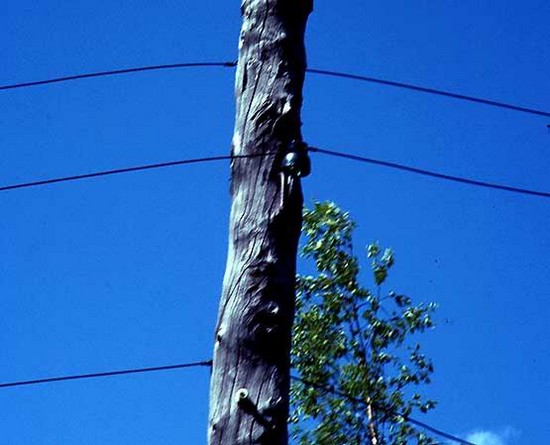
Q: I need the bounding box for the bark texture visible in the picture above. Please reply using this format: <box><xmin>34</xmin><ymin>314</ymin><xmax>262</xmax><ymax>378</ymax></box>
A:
<box><xmin>208</xmin><ymin>1</ymin><xmax>312</xmax><ymax>444</ymax></box>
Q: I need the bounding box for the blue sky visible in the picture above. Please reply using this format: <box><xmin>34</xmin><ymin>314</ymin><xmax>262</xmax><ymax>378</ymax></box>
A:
<box><xmin>1</xmin><ymin>1</ymin><xmax>549</xmax><ymax>444</ymax></box>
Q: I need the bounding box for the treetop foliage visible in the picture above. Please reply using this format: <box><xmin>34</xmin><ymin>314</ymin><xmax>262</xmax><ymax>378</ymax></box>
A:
<box><xmin>291</xmin><ymin>201</ymin><xmax>438</xmax><ymax>445</ymax></box>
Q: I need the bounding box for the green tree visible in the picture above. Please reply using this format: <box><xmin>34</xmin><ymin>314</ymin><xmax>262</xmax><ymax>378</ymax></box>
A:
<box><xmin>291</xmin><ymin>202</ymin><xmax>437</xmax><ymax>445</ymax></box>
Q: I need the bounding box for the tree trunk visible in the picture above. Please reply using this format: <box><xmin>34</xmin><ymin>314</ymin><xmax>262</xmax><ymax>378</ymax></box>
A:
<box><xmin>208</xmin><ymin>1</ymin><xmax>313</xmax><ymax>444</ymax></box>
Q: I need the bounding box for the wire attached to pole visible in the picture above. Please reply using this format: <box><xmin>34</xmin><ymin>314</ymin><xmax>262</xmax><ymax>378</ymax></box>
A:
<box><xmin>0</xmin><ymin>360</ymin><xmax>213</xmax><ymax>389</ymax></box>
<box><xmin>291</xmin><ymin>375</ymin><xmax>477</xmax><ymax>445</ymax></box>
<box><xmin>0</xmin><ymin>61</ymin><xmax>236</xmax><ymax>91</ymax></box>
<box><xmin>0</xmin><ymin>152</ymin><xmax>275</xmax><ymax>193</ymax></box>
<box><xmin>309</xmin><ymin>146</ymin><xmax>550</xmax><ymax>199</ymax></box>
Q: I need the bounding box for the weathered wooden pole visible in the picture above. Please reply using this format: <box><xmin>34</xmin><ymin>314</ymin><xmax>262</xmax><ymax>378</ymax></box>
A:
<box><xmin>208</xmin><ymin>1</ymin><xmax>313</xmax><ymax>444</ymax></box>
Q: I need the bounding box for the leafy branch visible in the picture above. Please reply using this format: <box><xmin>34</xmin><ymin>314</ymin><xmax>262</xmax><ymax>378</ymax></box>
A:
<box><xmin>291</xmin><ymin>202</ymin><xmax>438</xmax><ymax>445</ymax></box>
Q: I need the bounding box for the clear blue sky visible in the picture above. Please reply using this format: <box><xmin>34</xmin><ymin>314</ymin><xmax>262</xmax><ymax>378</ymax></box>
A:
<box><xmin>1</xmin><ymin>1</ymin><xmax>549</xmax><ymax>444</ymax></box>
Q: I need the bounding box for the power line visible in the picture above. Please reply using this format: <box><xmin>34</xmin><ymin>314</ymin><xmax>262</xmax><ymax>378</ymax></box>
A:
<box><xmin>0</xmin><ymin>61</ymin><xmax>236</xmax><ymax>91</ymax></box>
<box><xmin>1</xmin><ymin>60</ymin><xmax>547</xmax><ymax>119</ymax></box>
<box><xmin>0</xmin><ymin>360</ymin><xmax>212</xmax><ymax>389</ymax></box>
<box><xmin>310</xmin><ymin>146</ymin><xmax>550</xmax><ymax>199</ymax></box>
<box><xmin>0</xmin><ymin>360</ymin><xmax>473</xmax><ymax>445</ymax></box>
<box><xmin>0</xmin><ymin>152</ymin><xmax>275</xmax><ymax>193</ymax></box>
<box><xmin>292</xmin><ymin>376</ymin><xmax>476</xmax><ymax>445</ymax></box>
<box><xmin>2</xmin><ymin>147</ymin><xmax>547</xmax><ymax>200</ymax></box>
<box><xmin>406</xmin><ymin>417</ymin><xmax>475</xmax><ymax>445</ymax></box>
<box><xmin>306</xmin><ymin>68</ymin><xmax>550</xmax><ymax>118</ymax></box>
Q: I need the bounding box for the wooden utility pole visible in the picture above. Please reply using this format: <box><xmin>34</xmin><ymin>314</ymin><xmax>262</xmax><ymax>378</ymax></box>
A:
<box><xmin>208</xmin><ymin>1</ymin><xmax>313</xmax><ymax>444</ymax></box>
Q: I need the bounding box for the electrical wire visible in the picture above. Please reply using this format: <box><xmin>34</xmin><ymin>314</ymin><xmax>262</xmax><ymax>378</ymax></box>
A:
<box><xmin>1</xmin><ymin>60</ymin><xmax>547</xmax><ymax>118</ymax></box>
<box><xmin>0</xmin><ymin>359</ymin><xmax>473</xmax><ymax>445</ymax></box>
<box><xmin>292</xmin><ymin>376</ymin><xmax>476</xmax><ymax>445</ymax></box>
<box><xmin>0</xmin><ymin>360</ymin><xmax>212</xmax><ymax>389</ymax></box>
<box><xmin>306</xmin><ymin>68</ymin><xmax>550</xmax><ymax>118</ymax></box>
<box><xmin>310</xmin><ymin>146</ymin><xmax>550</xmax><ymax>199</ymax></box>
<box><xmin>2</xmin><ymin>147</ymin><xmax>547</xmax><ymax>200</ymax></box>
<box><xmin>0</xmin><ymin>61</ymin><xmax>236</xmax><ymax>91</ymax></box>
<box><xmin>0</xmin><ymin>152</ymin><xmax>275</xmax><ymax>193</ymax></box>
